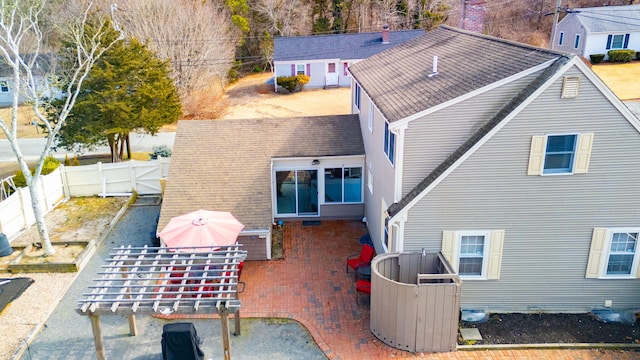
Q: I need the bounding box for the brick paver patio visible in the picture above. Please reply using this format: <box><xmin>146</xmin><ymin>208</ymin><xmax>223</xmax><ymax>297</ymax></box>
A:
<box><xmin>173</xmin><ymin>220</ymin><xmax>640</xmax><ymax>360</ymax></box>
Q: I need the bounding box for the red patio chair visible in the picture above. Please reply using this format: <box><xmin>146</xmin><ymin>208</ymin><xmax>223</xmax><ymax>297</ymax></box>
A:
<box><xmin>356</xmin><ymin>279</ymin><xmax>371</xmax><ymax>305</ymax></box>
<box><xmin>346</xmin><ymin>244</ymin><xmax>375</xmax><ymax>280</ymax></box>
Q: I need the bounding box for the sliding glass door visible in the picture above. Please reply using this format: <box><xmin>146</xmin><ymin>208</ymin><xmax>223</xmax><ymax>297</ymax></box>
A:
<box><xmin>275</xmin><ymin>170</ymin><xmax>318</xmax><ymax>216</ymax></box>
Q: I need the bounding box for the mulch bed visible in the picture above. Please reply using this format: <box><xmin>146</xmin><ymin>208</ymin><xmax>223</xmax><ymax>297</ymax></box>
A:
<box><xmin>461</xmin><ymin>313</ymin><xmax>640</xmax><ymax>345</ymax></box>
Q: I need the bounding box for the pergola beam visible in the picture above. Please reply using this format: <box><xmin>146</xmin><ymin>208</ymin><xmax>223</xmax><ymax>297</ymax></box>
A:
<box><xmin>77</xmin><ymin>245</ymin><xmax>247</xmax><ymax>360</ymax></box>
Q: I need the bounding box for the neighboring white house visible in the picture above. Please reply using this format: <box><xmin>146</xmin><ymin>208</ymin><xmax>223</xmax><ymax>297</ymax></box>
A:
<box><xmin>272</xmin><ymin>27</ymin><xmax>423</xmax><ymax>91</ymax></box>
<box><xmin>552</xmin><ymin>4</ymin><xmax>640</xmax><ymax>60</ymax></box>
<box><xmin>0</xmin><ymin>54</ymin><xmax>60</xmax><ymax>107</ymax></box>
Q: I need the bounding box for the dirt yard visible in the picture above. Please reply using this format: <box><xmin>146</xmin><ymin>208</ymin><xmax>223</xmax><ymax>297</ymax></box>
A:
<box><xmin>219</xmin><ymin>72</ymin><xmax>351</xmax><ymax>119</ymax></box>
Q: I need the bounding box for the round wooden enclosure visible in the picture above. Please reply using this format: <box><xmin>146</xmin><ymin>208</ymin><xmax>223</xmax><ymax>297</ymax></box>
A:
<box><xmin>370</xmin><ymin>252</ymin><xmax>462</xmax><ymax>353</ymax></box>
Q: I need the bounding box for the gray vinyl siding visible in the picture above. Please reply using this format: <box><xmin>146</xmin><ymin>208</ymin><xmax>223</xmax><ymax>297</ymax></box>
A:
<box><xmin>402</xmin><ymin>70</ymin><xmax>542</xmax><ymax>196</ymax></box>
<box><xmin>401</xmin><ymin>65</ymin><xmax>640</xmax><ymax>313</ymax></box>
<box><xmin>553</xmin><ymin>15</ymin><xmax>586</xmax><ymax>55</ymax></box>
<box><xmin>358</xmin><ymin>88</ymin><xmax>397</xmax><ymax>251</ymax></box>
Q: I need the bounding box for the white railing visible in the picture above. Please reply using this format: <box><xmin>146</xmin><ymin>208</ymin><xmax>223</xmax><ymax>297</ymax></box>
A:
<box><xmin>0</xmin><ymin>158</ymin><xmax>170</xmax><ymax>241</ymax></box>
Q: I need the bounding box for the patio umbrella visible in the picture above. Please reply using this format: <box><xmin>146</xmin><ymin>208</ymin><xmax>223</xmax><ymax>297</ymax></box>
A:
<box><xmin>158</xmin><ymin>210</ymin><xmax>244</xmax><ymax>251</ymax></box>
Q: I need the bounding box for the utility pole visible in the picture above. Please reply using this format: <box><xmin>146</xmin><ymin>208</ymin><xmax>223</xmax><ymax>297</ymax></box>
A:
<box><xmin>549</xmin><ymin>0</ymin><xmax>562</xmax><ymax>49</ymax></box>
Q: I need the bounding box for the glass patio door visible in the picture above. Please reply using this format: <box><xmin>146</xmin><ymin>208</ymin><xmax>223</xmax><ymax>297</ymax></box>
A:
<box><xmin>276</xmin><ymin>170</ymin><xmax>318</xmax><ymax>216</ymax></box>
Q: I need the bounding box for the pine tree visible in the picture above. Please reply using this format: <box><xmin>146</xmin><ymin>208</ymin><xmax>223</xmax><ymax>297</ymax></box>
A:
<box><xmin>52</xmin><ymin>31</ymin><xmax>182</xmax><ymax>162</ymax></box>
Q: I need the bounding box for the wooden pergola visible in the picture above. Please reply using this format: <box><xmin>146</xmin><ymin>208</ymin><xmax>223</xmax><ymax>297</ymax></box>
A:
<box><xmin>77</xmin><ymin>245</ymin><xmax>247</xmax><ymax>360</ymax></box>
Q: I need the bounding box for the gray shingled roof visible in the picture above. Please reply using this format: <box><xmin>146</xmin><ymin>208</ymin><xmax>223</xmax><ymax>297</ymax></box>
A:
<box><xmin>570</xmin><ymin>5</ymin><xmax>640</xmax><ymax>33</ymax></box>
<box><xmin>273</xmin><ymin>30</ymin><xmax>424</xmax><ymax>62</ymax></box>
<box><xmin>349</xmin><ymin>26</ymin><xmax>563</xmax><ymax>123</ymax></box>
<box><xmin>387</xmin><ymin>56</ymin><xmax>571</xmax><ymax>216</ymax></box>
<box><xmin>158</xmin><ymin>115</ymin><xmax>364</xmax><ymax>232</ymax></box>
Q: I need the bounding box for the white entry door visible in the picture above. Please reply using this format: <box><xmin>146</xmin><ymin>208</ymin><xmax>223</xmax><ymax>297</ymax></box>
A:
<box><xmin>325</xmin><ymin>62</ymin><xmax>339</xmax><ymax>87</ymax></box>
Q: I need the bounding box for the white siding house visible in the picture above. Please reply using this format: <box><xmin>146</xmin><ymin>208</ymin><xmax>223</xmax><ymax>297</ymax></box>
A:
<box><xmin>552</xmin><ymin>5</ymin><xmax>640</xmax><ymax>60</ymax></box>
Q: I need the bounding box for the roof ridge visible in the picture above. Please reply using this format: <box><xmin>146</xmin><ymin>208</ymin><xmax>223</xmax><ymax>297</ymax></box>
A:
<box><xmin>438</xmin><ymin>25</ymin><xmax>568</xmax><ymax>58</ymax></box>
<box><xmin>274</xmin><ymin>29</ymin><xmax>423</xmax><ymax>40</ymax></box>
<box><xmin>387</xmin><ymin>56</ymin><xmax>571</xmax><ymax>217</ymax></box>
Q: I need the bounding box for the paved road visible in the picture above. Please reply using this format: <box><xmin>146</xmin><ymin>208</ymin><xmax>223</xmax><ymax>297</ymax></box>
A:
<box><xmin>0</xmin><ymin>132</ymin><xmax>176</xmax><ymax>162</ymax></box>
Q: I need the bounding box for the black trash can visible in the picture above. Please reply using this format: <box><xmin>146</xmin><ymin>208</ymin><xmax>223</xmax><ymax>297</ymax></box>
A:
<box><xmin>161</xmin><ymin>322</ymin><xmax>205</xmax><ymax>360</ymax></box>
<box><xmin>0</xmin><ymin>233</ymin><xmax>12</xmax><ymax>257</ymax></box>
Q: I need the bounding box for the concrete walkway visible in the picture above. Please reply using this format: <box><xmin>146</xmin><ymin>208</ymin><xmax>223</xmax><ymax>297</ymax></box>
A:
<box><xmin>19</xmin><ymin>209</ymin><xmax>640</xmax><ymax>360</ymax></box>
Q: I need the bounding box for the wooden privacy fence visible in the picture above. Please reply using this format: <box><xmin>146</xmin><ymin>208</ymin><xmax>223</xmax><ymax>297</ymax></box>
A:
<box><xmin>370</xmin><ymin>251</ymin><xmax>461</xmax><ymax>353</ymax></box>
<box><xmin>0</xmin><ymin>159</ymin><xmax>170</xmax><ymax>240</ymax></box>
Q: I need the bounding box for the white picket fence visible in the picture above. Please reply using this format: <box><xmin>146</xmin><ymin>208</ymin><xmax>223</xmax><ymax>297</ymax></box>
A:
<box><xmin>0</xmin><ymin>158</ymin><xmax>170</xmax><ymax>241</ymax></box>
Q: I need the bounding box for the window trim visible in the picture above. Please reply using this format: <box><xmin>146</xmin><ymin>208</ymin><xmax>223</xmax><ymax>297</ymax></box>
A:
<box><xmin>354</xmin><ymin>83</ymin><xmax>361</xmax><ymax>110</ymax></box>
<box><xmin>323</xmin><ymin>166</ymin><xmax>363</xmax><ymax>204</ymax></box>
<box><xmin>601</xmin><ymin>228</ymin><xmax>640</xmax><ymax>279</ymax></box>
<box><xmin>542</xmin><ymin>133</ymin><xmax>578</xmax><ymax>175</ymax></box>
<box><xmin>456</xmin><ymin>230</ymin><xmax>491</xmax><ymax>280</ymax></box>
<box><xmin>383</xmin><ymin>121</ymin><xmax>395</xmax><ymax>165</ymax></box>
<box><xmin>611</xmin><ymin>34</ymin><xmax>625</xmax><ymax>49</ymax></box>
<box><xmin>367</xmin><ymin>168</ymin><xmax>373</xmax><ymax>194</ymax></box>
<box><xmin>295</xmin><ymin>63</ymin><xmax>307</xmax><ymax>76</ymax></box>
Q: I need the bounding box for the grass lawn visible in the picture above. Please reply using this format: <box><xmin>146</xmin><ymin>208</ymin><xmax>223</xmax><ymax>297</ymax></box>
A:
<box><xmin>591</xmin><ymin>61</ymin><xmax>640</xmax><ymax>101</ymax></box>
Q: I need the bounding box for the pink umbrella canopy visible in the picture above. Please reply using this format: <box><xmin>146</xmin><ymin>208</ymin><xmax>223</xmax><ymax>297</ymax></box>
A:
<box><xmin>158</xmin><ymin>210</ymin><xmax>244</xmax><ymax>250</ymax></box>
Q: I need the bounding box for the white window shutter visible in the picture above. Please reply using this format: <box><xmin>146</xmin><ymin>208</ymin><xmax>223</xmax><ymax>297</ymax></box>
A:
<box><xmin>586</xmin><ymin>228</ymin><xmax>607</xmax><ymax>278</ymax></box>
<box><xmin>441</xmin><ymin>231</ymin><xmax>457</xmax><ymax>269</ymax></box>
<box><xmin>527</xmin><ymin>136</ymin><xmax>546</xmax><ymax>175</ymax></box>
<box><xmin>487</xmin><ymin>230</ymin><xmax>505</xmax><ymax>280</ymax></box>
<box><xmin>574</xmin><ymin>133</ymin><xmax>594</xmax><ymax>174</ymax></box>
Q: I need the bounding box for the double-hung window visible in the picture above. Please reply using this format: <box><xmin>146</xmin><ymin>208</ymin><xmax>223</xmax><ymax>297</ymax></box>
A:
<box><xmin>295</xmin><ymin>64</ymin><xmax>306</xmax><ymax>75</ymax></box>
<box><xmin>383</xmin><ymin>121</ymin><xmax>395</xmax><ymax>165</ymax></box>
<box><xmin>544</xmin><ymin>134</ymin><xmax>577</xmax><ymax>174</ymax></box>
<box><xmin>459</xmin><ymin>234</ymin><xmax>487</xmax><ymax>276</ymax></box>
<box><xmin>368</xmin><ymin>103</ymin><xmax>373</xmax><ymax>133</ymax></box>
<box><xmin>527</xmin><ymin>133</ymin><xmax>594</xmax><ymax>176</ymax></box>
<box><xmin>354</xmin><ymin>83</ymin><xmax>361</xmax><ymax>110</ymax></box>
<box><xmin>0</xmin><ymin>81</ymin><xmax>8</xmax><ymax>93</ymax></box>
<box><xmin>574</xmin><ymin>34</ymin><xmax>580</xmax><ymax>49</ymax></box>
<box><xmin>441</xmin><ymin>230</ymin><xmax>504</xmax><ymax>280</ymax></box>
<box><xmin>558</xmin><ymin>32</ymin><xmax>564</xmax><ymax>46</ymax></box>
<box><xmin>606</xmin><ymin>34</ymin><xmax>630</xmax><ymax>50</ymax></box>
<box><xmin>587</xmin><ymin>228</ymin><xmax>640</xmax><ymax>279</ymax></box>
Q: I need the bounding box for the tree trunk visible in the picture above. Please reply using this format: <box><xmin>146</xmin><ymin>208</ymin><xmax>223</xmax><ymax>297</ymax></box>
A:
<box><xmin>28</xmin><ymin>176</ymin><xmax>55</xmax><ymax>255</ymax></box>
<box><xmin>126</xmin><ymin>133</ymin><xmax>131</xmax><ymax>160</ymax></box>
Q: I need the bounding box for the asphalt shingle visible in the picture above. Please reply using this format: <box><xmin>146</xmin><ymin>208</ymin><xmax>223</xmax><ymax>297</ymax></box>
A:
<box><xmin>158</xmin><ymin>115</ymin><xmax>363</xmax><ymax>232</ymax></box>
<box><xmin>570</xmin><ymin>5</ymin><xmax>640</xmax><ymax>33</ymax></box>
<box><xmin>349</xmin><ymin>26</ymin><xmax>562</xmax><ymax>122</ymax></box>
<box><xmin>273</xmin><ymin>30</ymin><xmax>424</xmax><ymax>62</ymax></box>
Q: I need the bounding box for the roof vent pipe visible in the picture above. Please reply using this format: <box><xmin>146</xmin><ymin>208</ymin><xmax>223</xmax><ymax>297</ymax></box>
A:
<box><xmin>428</xmin><ymin>55</ymin><xmax>438</xmax><ymax>78</ymax></box>
<box><xmin>382</xmin><ymin>25</ymin><xmax>390</xmax><ymax>44</ymax></box>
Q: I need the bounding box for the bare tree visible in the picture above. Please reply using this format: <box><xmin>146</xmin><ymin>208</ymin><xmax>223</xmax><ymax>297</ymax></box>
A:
<box><xmin>252</xmin><ymin>0</ymin><xmax>312</xmax><ymax>36</ymax></box>
<box><xmin>0</xmin><ymin>0</ymin><xmax>120</xmax><ymax>255</ymax></box>
<box><xmin>112</xmin><ymin>0</ymin><xmax>238</xmax><ymax>103</ymax></box>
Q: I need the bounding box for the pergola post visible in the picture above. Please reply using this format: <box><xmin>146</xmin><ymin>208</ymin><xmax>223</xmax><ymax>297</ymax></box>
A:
<box><xmin>89</xmin><ymin>314</ymin><xmax>106</xmax><ymax>360</ymax></box>
<box><xmin>219</xmin><ymin>305</ymin><xmax>232</xmax><ymax>360</ymax></box>
<box><xmin>128</xmin><ymin>315</ymin><xmax>137</xmax><ymax>336</ymax></box>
